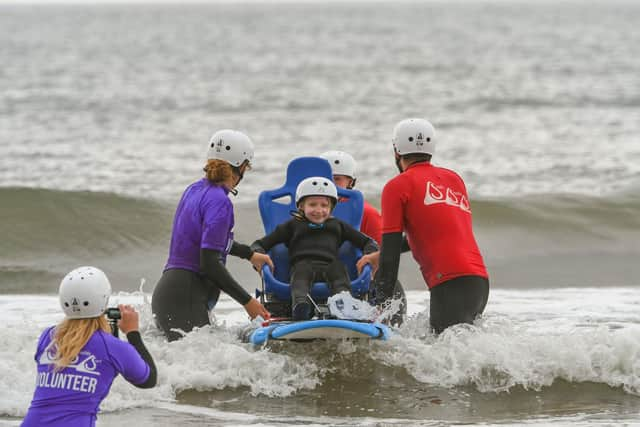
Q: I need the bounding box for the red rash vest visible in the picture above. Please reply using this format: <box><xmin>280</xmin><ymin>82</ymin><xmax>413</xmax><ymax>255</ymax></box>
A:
<box><xmin>381</xmin><ymin>162</ymin><xmax>487</xmax><ymax>288</ymax></box>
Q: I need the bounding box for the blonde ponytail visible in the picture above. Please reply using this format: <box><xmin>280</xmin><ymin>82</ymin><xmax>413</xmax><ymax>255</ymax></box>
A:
<box><xmin>53</xmin><ymin>317</ymin><xmax>110</xmax><ymax>370</ymax></box>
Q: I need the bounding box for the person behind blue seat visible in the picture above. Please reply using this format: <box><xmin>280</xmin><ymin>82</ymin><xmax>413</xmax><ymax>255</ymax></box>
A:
<box><xmin>152</xmin><ymin>129</ymin><xmax>272</xmax><ymax>342</ymax></box>
<box><xmin>251</xmin><ymin>177</ymin><xmax>379</xmax><ymax>320</ymax></box>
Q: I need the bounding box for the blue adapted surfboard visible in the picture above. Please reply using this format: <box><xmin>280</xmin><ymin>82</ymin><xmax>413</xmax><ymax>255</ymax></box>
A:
<box><xmin>246</xmin><ymin>319</ymin><xmax>391</xmax><ymax>346</ymax></box>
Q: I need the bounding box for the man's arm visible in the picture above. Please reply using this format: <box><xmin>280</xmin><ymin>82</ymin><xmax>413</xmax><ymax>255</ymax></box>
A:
<box><xmin>401</xmin><ymin>235</ymin><xmax>411</xmax><ymax>253</ymax></box>
<box><xmin>374</xmin><ymin>231</ymin><xmax>403</xmax><ymax>305</ymax></box>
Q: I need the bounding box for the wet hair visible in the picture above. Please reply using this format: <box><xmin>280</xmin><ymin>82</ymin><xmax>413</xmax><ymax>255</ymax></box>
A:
<box><xmin>401</xmin><ymin>153</ymin><xmax>432</xmax><ymax>163</ymax></box>
<box><xmin>53</xmin><ymin>317</ymin><xmax>110</xmax><ymax>370</ymax></box>
<box><xmin>203</xmin><ymin>159</ymin><xmax>234</xmax><ymax>184</ymax></box>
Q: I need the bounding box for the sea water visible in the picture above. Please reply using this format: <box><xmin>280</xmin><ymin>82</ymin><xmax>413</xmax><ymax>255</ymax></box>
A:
<box><xmin>1</xmin><ymin>0</ymin><xmax>639</xmax><ymax>425</ymax></box>
<box><xmin>1</xmin><ymin>290</ymin><xmax>639</xmax><ymax>426</ymax></box>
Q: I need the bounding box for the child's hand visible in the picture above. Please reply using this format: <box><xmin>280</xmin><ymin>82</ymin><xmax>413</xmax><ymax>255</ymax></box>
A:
<box><xmin>250</xmin><ymin>252</ymin><xmax>274</xmax><ymax>274</ymax></box>
<box><xmin>356</xmin><ymin>251</ymin><xmax>379</xmax><ymax>277</ymax></box>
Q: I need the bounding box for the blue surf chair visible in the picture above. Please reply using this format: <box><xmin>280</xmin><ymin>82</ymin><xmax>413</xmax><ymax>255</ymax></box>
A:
<box><xmin>256</xmin><ymin>156</ymin><xmax>372</xmax><ymax>305</ymax></box>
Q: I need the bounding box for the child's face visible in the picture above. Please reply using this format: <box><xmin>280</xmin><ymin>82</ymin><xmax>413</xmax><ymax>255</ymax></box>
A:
<box><xmin>301</xmin><ymin>196</ymin><xmax>332</xmax><ymax>223</ymax></box>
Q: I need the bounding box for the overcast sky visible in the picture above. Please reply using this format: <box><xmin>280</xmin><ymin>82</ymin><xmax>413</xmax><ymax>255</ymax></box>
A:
<box><xmin>1</xmin><ymin>0</ymin><xmax>391</xmax><ymax>4</ymax></box>
<box><xmin>0</xmin><ymin>0</ymin><xmax>472</xmax><ymax>4</ymax></box>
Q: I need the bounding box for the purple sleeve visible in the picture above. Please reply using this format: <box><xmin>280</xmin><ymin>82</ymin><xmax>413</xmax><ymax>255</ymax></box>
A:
<box><xmin>34</xmin><ymin>327</ymin><xmax>54</xmax><ymax>361</ymax></box>
<box><xmin>103</xmin><ymin>334</ymin><xmax>150</xmax><ymax>385</ymax></box>
<box><xmin>201</xmin><ymin>198</ymin><xmax>233</xmax><ymax>252</ymax></box>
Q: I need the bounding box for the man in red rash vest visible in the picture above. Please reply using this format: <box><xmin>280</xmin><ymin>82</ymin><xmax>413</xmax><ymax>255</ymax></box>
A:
<box><xmin>374</xmin><ymin>118</ymin><xmax>489</xmax><ymax>334</ymax></box>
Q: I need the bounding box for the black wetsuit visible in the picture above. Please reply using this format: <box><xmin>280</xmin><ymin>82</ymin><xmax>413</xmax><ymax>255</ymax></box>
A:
<box><xmin>152</xmin><ymin>242</ymin><xmax>254</xmax><ymax>342</ymax></box>
<box><xmin>251</xmin><ymin>216</ymin><xmax>378</xmax><ymax>317</ymax></box>
<box><xmin>126</xmin><ymin>331</ymin><xmax>157</xmax><ymax>388</ymax></box>
<box><xmin>376</xmin><ymin>232</ymin><xmax>489</xmax><ymax>334</ymax></box>
<box><xmin>429</xmin><ymin>275</ymin><xmax>489</xmax><ymax>334</ymax></box>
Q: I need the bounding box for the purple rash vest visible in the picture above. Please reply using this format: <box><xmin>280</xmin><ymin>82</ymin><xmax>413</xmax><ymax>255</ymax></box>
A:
<box><xmin>165</xmin><ymin>179</ymin><xmax>234</xmax><ymax>272</ymax></box>
<box><xmin>22</xmin><ymin>327</ymin><xmax>150</xmax><ymax>427</ymax></box>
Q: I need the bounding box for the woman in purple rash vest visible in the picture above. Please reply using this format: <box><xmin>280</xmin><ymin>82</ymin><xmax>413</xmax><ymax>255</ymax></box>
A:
<box><xmin>152</xmin><ymin>129</ymin><xmax>273</xmax><ymax>342</ymax></box>
<box><xmin>22</xmin><ymin>266</ymin><xmax>157</xmax><ymax>427</ymax></box>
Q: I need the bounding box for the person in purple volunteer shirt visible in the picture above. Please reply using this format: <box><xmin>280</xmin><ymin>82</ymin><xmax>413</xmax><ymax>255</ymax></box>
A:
<box><xmin>22</xmin><ymin>266</ymin><xmax>157</xmax><ymax>427</ymax></box>
<box><xmin>152</xmin><ymin>129</ymin><xmax>273</xmax><ymax>341</ymax></box>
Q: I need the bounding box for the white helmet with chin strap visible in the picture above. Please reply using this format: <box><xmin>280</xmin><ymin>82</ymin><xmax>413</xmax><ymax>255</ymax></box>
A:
<box><xmin>59</xmin><ymin>266</ymin><xmax>112</xmax><ymax>319</ymax></box>
<box><xmin>207</xmin><ymin>129</ymin><xmax>255</xmax><ymax>167</ymax></box>
<box><xmin>319</xmin><ymin>151</ymin><xmax>357</xmax><ymax>180</ymax></box>
<box><xmin>295</xmin><ymin>176</ymin><xmax>338</xmax><ymax>207</ymax></box>
<box><xmin>392</xmin><ymin>118</ymin><xmax>436</xmax><ymax>156</ymax></box>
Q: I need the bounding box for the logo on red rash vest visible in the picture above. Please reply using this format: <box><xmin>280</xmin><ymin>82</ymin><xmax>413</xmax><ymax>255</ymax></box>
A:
<box><xmin>423</xmin><ymin>181</ymin><xmax>470</xmax><ymax>212</ymax></box>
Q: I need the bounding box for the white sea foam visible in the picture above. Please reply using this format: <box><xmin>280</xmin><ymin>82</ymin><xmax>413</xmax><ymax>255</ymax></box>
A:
<box><xmin>375</xmin><ymin>288</ymin><xmax>640</xmax><ymax>396</ymax></box>
<box><xmin>2</xmin><ymin>288</ymin><xmax>640</xmax><ymax>419</ymax></box>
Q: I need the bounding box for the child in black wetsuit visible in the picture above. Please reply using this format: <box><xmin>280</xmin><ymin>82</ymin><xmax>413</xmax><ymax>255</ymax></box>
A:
<box><xmin>251</xmin><ymin>176</ymin><xmax>379</xmax><ymax>320</ymax></box>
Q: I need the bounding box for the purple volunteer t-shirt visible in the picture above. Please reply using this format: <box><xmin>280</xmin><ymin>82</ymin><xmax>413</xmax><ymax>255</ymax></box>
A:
<box><xmin>165</xmin><ymin>178</ymin><xmax>235</xmax><ymax>272</ymax></box>
<box><xmin>22</xmin><ymin>327</ymin><xmax>150</xmax><ymax>427</ymax></box>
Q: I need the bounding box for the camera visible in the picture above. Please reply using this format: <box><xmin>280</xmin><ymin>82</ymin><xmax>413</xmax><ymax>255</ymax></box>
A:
<box><xmin>105</xmin><ymin>307</ymin><xmax>121</xmax><ymax>337</ymax></box>
<box><xmin>106</xmin><ymin>307</ymin><xmax>121</xmax><ymax>320</ymax></box>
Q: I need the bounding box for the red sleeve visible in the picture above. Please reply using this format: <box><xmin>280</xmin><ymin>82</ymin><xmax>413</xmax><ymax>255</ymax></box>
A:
<box><xmin>361</xmin><ymin>202</ymin><xmax>382</xmax><ymax>244</ymax></box>
<box><xmin>381</xmin><ymin>176</ymin><xmax>406</xmax><ymax>234</ymax></box>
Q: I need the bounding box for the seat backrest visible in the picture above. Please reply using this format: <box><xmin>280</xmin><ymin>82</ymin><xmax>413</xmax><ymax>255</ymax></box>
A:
<box><xmin>257</xmin><ymin>157</ymin><xmax>364</xmax><ymax>282</ymax></box>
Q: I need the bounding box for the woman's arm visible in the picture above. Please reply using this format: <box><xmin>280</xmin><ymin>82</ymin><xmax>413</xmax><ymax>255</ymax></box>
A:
<box><xmin>125</xmin><ymin>331</ymin><xmax>157</xmax><ymax>389</ymax></box>
<box><xmin>200</xmin><ymin>249</ymin><xmax>271</xmax><ymax>319</ymax></box>
<box><xmin>117</xmin><ymin>305</ymin><xmax>157</xmax><ymax>389</ymax></box>
<box><xmin>200</xmin><ymin>249</ymin><xmax>252</xmax><ymax>305</ymax></box>
<box><xmin>229</xmin><ymin>241</ymin><xmax>254</xmax><ymax>260</ymax></box>
<box><xmin>230</xmin><ymin>241</ymin><xmax>274</xmax><ymax>272</ymax></box>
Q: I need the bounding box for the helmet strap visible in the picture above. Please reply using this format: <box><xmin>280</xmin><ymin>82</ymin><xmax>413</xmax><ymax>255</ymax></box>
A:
<box><xmin>229</xmin><ymin>161</ymin><xmax>249</xmax><ymax>194</ymax></box>
<box><xmin>347</xmin><ymin>178</ymin><xmax>356</xmax><ymax>190</ymax></box>
<box><xmin>290</xmin><ymin>209</ymin><xmax>306</xmax><ymax>221</ymax></box>
<box><xmin>292</xmin><ymin>209</ymin><xmax>327</xmax><ymax>228</ymax></box>
<box><xmin>232</xmin><ymin>165</ymin><xmax>244</xmax><ymax>183</ymax></box>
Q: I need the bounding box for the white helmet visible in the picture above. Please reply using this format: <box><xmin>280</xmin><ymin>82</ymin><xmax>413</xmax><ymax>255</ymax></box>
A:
<box><xmin>207</xmin><ymin>129</ymin><xmax>255</xmax><ymax>167</ymax></box>
<box><xmin>392</xmin><ymin>118</ymin><xmax>436</xmax><ymax>156</ymax></box>
<box><xmin>319</xmin><ymin>151</ymin><xmax>357</xmax><ymax>179</ymax></box>
<box><xmin>295</xmin><ymin>176</ymin><xmax>338</xmax><ymax>206</ymax></box>
<box><xmin>59</xmin><ymin>266</ymin><xmax>111</xmax><ymax>319</ymax></box>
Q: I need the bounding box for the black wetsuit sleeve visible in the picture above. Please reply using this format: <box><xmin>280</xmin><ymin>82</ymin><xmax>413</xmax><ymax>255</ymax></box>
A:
<box><xmin>200</xmin><ymin>249</ymin><xmax>252</xmax><ymax>305</ymax></box>
<box><xmin>251</xmin><ymin>222</ymin><xmax>290</xmax><ymax>254</ymax></box>
<box><xmin>229</xmin><ymin>241</ymin><xmax>254</xmax><ymax>260</ymax></box>
<box><xmin>362</xmin><ymin>239</ymin><xmax>379</xmax><ymax>255</ymax></box>
<box><xmin>374</xmin><ymin>231</ymin><xmax>403</xmax><ymax>305</ymax></box>
<box><xmin>125</xmin><ymin>331</ymin><xmax>157</xmax><ymax>389</ymax></box>
<box><xmin>401</xmin><ymin>235</ymin><xmax>411</xmax><ymax>253</ymax></box>
<box><xmin>340</xmin><ymin>220</ymin><xmax>379</xmax><ymax>254</ymax></box>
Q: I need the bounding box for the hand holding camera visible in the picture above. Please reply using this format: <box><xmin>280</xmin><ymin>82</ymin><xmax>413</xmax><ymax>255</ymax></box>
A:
<box><xmin>117</xmin><ymin>304</ymin><xmax>139</xmax><ymax>333</ymax></box>
<box><xmin>106</xmin><ymin>304</ymin><xmax>140</xmax><ymax>337</ymax></box>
